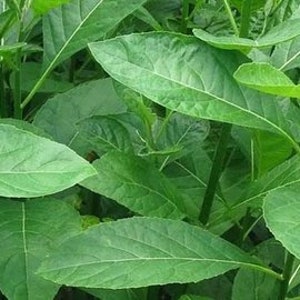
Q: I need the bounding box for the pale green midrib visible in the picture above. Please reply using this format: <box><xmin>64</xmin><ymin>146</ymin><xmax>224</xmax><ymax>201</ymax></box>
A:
<box><xmin>21</xmin><ymin>0</ymin><xmax>105</xmax><ymax>108</ymax></box>
<box><xmin>21</xmin><ymin>203</ymin><xmax>29</xmax><ymax>299</ymax></box>
<box><xmin>96</xmin><ymin>53</ymin><xmax>298</xmax><ymax>151</ymax></box>
<box><xmin>279</xmin><ymin>49</ymin><xmax>300</xmax><ymax>71</ymax></box>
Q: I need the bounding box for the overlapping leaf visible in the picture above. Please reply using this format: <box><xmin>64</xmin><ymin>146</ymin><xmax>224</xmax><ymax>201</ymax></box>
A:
<box><xmin>263</xmin><ymin>183</ymin><xmax>300</xmax><ymax>259</ymax></box>
<box><xmin>88</xmin><ymin>32</ymin><xmax>298</xmax><ymax>148</ymax></box>
<box><xmin>38</xmin><ymin>217</ymin><xmax>275</xmax><ymax>289</ymax></box>
<box><xmin>81</xmin><ymin>151</ymin><xmax>186</xmax><ymax>219</ymax></box>
<box><xmin>0</xmin><ymin>123</ymin><xmax>95</xmax><ymax>198</ymax></box>
<box><xmin>234</xmin><ymin>62</ymin><xmax>300</xmax><ymax>98</ymax></box>
<box><xmin>0</xmin><ymin>199</ymin><xmax>82</xmax><ymax>300</ymax></box>
<box><xmin>193</xmin><ymin>18</ymin><xmax>300</xmax><ymax>52</ymax></box>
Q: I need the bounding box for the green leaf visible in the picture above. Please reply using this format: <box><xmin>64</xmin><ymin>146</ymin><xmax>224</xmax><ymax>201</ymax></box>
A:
<box><xmin>211</xmin><ymin>154</ymin><xmax>300</xmax><ymax>227</ymax></box>
<box><xmin>38</xmin><ymin>217</ymin><xmax>276</xmax><ymax>289</ymax></box>
<box><xmin>77</xmin><ymin>115</ymin><xmax>134</xmax><ymax>154</ymax></box>
<box><xmin>23</xmin><ymin>0</ymin><xmax>148</xmax><ymax>107</ymax></box>
<box><xmin>263</xmin><ymin>184</ymin><xmax>300</xmax><ymax>260</ymax></box>
<box><xmin>83</xmin><ymin>287</ymin><xmax>147</xmax><ymax>300</ymax></box>
<box><xmin>193</xmin><ymin>18</ymin><xmax>300</xmax><ymax>51</ymax></box>
<box><xmin>271</xmin><ymin>35</ymin><xmax>300</xmax><ymax>71</ymax></box>
<box><xmin>10</xmin><ymin>62</ymin><xmax>73</xmax><ymax>93</ymax></box>
<box><xmin>88</xmin><ymin>32</ymin><xmax>298</xmax><ymax>149</ymax></box>
<box><xmin>33</xmin><ymin>78</ymin><xmax>126</xmax><ymax>155</ymax></box>
<box><xmin>0</xmin><ymin>198</ymin><xmax>82</xmax><ymax>300</ymax></box>
<box><xmin>32</xmin><ymin>0</ymin><xmax>70</xmax><ymax>14</ymax></box>
<box><xmin>234</xmin><ymin>62</ymin><xmax>300</xmax><ymax>98</ymax></box>
<box><xmin>0</xmin><ymin>123</ymin><xmax>95</xmax><ymax>198</ymax></box>
<box><xmin>232</xmin><ymin>268</ymin><xmax>280</xmax><ymax>300</ymax></box>
<box><xmin>81</xmin><ymin>151</ymin><xmax>186</xmax><ymax>219</ymax></box>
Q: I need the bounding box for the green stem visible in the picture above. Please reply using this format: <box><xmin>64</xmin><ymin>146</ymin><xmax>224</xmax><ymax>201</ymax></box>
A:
<box><xmin>199</xmin><ymin>123</ymin><xmax>232</xmax><ymax>225</ymax></box>
<box><xmin>239</xmin><ymin>0</ymin><xmax>252</xmax><ymax>38</ymax></box>
<box><xmin>13</xmin><ymin>49</ymin><xmax>22</xmax><ymax>119</ymax></box>
<box><xmin>222</xmin><ymin>0</ymin><xmax>239</xmax><ymax>36</ymax></box>
<box><xmin>181</xmin><ymin>0</ymin><xmax>190</xmax><ymax>34</ymax></box>
<box><xmin>279</xmin><ymin>251</ymin><xmax>295</xmax><ymax>300</ymax></box>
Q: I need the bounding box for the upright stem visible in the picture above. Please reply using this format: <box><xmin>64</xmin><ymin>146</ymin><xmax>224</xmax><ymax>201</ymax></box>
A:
<box><xmin>222</xmin><ymin>0</ymin><xmax>239</xmax><ymax>36</ymax></box>
<box><xmin>0</xmin><ymin>63</ymin><xmax>6</xmax><ymax>118</ymax></box>
<box><xmin>13</xmin><ymin>49</ymin><xmax>22</xmax><ymax>119</ymax></box>
<box><xmin>199</xmin><ymin>123</ymin><xmax>232</xmax><ymax>225</ymax></box>
<box><xmin>239</xmin><ymin>0</ymin><xmax>252</xmax><ymax>38</ymax></box>
<box><xmin>181</xmin><ymin>0</ymin><xmax>190</xmax><ymax>34</ymax></box>
<box><xmin>279</xmin><ymin>252</ymin><xmax>295</xmax><ymax>300</ymax></box>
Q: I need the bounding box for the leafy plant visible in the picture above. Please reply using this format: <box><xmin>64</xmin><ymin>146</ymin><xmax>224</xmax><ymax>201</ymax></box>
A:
<box><xmin>1</xmin><ymin>0</ymin><xmax>300</xmax><ymax>299</ymax></box>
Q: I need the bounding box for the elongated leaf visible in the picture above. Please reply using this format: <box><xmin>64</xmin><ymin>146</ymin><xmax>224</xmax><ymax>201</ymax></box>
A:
<box><xmin>42</xmin><ymin>0</ymin><xmax>147</xmax><ymax>72</ymax></box>
<box><xmin>38</xmin><ymin>217</ymin><xmax>275</xmax><ymax>289</ymax></box>
<box><xmin>193</xmin><ymin>18</ymin><xmax>300</xmax><ymax>51</ymax></box>
<box><xmin>83</xmin><ymin>288</ymin><xmax>147</xmax><ymax>300</ymax></box>
<box><xmin>88</xmin><ymin>32</ymin><xmax>298</xmax><ymax>148</ymax></box>
<box><xmin>234</xmin><ymin>62</ymin><xmax>300</xmax><ymax>98</ymax></box>
<box><xmin>33</xmin><ymin>79</ymin><xmax>126</xmax><ymax>155</ymax></box>
<box><xmin>211</xmin><ymin>154</ymin><xmax>300</xmax><ymax>227</ymax></box>
<box><xmin>77</xmin><ymin>115</ymin><xmax>134</xmax><ymax>153</ymax></box>
<box><xmin>81</xmin><ymin>151</ymin><xmax>186</xmax><ymax>219</ymax></box>
<box><xmin>0</xmin><ymin>124</ymin><xmax>95</xmax><ymax>198</ymax></box>
<box><xmin>0</xmin><ymin>199</ymin><xmax>82</xmax><ymax>300</ymax></box>
<box><xmin>263</xmin><ymin>184</ymin><xmax>300</xmax><ymax>259</ymax></box>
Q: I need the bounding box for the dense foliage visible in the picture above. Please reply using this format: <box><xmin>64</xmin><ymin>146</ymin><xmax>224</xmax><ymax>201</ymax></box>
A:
<box><xmin>1</xmin><ymin>0</ymin><xmax>300</xmax><ymax>299</ymax></box>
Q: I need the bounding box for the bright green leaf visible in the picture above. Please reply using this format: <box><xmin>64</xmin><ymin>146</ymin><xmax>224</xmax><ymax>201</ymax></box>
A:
<box><xmin>193</xmin><ymin>18</ymin><xmax>300</xmax><ymax>52</ymax></box>
<box><xmin>38</xmin><ymin>217</ymin><xmax>275</xmax><ymax>289</ymax></box>
<box><xmin>0</xmin><ymin>199</ymin><xmax>82</xmax><ymax>300</ymax></box>
<box><xmin>234</xmin><ymin>62</ymin><xmax>300</xmax><ymax>98</ymax></box>
<box><xmin>263</xmin><ymin>184</ymin><xmax>300</xmax><ymax>260</ymax></box>
<box><xmin>88</xmin><ymin>32</ymin><xmax>298</xmax><ymax>149</ymax></box>
<box><xmin>0</xmin><ymin>124</ymin><xmax>95</xmax><ymax>198</ymax></box>
<box><xmin>81</xmin><ymin>151</ymin><xmax>186</xmax><ymax>219</ymax></box>
<box><xmin>31</xmin><ymin>0</ymin><xmax>70</xmax><ymax>14</ymax></box>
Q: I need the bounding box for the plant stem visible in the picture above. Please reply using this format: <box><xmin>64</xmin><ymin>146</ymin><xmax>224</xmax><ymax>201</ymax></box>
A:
<box><xmin>181</xmin><ymin>0</ymin><xmax>190</xmax><ymax>34</ymax></box>
<box><xmin>279</xmin><ymin>251</ymin><xmax>295</xmax><ymax>300</ymax></box>
<box><xmin>13</xmin><ymin>49</ymin><xmax>22</xmax><ymax>119</ymax></box>
<box><xmin>222</xmin><ymin>0</ymin><xmax>239</xmax><ymax>36</ymax></box>
<box><xmin>199</xmin><ymin>123</ymin><xmax>232</xmax><ymax>225</ymax></box>
<box><xmin>0</xmin><ymin>63</ymin><xmax>6</xmax><ymax>118</ymax></box>
<box><xmin>239</xmin><ymin>0</ymin><xmax>252</xmax><ymax>38</ymax></box>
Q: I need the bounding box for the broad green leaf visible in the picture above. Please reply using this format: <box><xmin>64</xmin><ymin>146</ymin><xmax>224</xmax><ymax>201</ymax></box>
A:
<box><xmin>0</xmin><ymin>123</ymin><xmax>95</xmax><ymax>198</ymax></box>
<box><xmin>77</xmin><ymin>115</ymin><xmax>134</xmax><ymax>154</ymax></box>
<box><xmin>271</xmin><ymin>35</ymin><xmax>300</xmax><ymax>71</ymax></box>
<box><xmin>263</xmin><ymin>184</ymin><xmax>300</xmax><ymax>259</ymax></box>
<box><xmin>234</xmin><ymin>62</ymin><xmax>300</xmax><ymax>98</ymax></box>
<box><xmin>232</xmin><ymin>268</ymin><xmax>280</xmax><ymax>300</ymax></box>
<box><xmin>33</xmin><ymin>78</ymin><xmax>126</xmax><ymax>155</ymax></box>
<box><xmin>38</xmin><ymin>217</ymin><xmax>276</xmax><ymax>289</ymax></box>
<box><xmin>193</xmin><ymin>18</ymin><xmax>300</xmax><ymax>52</ymax></box>
<box><xmin>83</xmin><ymin>287</ymin><xmax>147</xmax><ymax>300</ymax></box>
<box><xmin>179</xmin><ymin>296</ymin><xmax>213</xmax><ymax>300</ymax></box>
<box><xmin>81</xmin><ymin>151</ymin><xmax>186</xmax><ymax>219</ymax></box>
<box><xmin>32</xmin><ymin>0</ymin><xmax>70</xmax><ymax>14</ymax></box>
<box><xmin>0</xmin><ymin>199</ymin><xmax>82</xmax><ymax>300</ymax></box>
<box><xmin>88</xmin><ymin>32</ymin><xmax>298</xmax><ymax>149</ymax></box>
